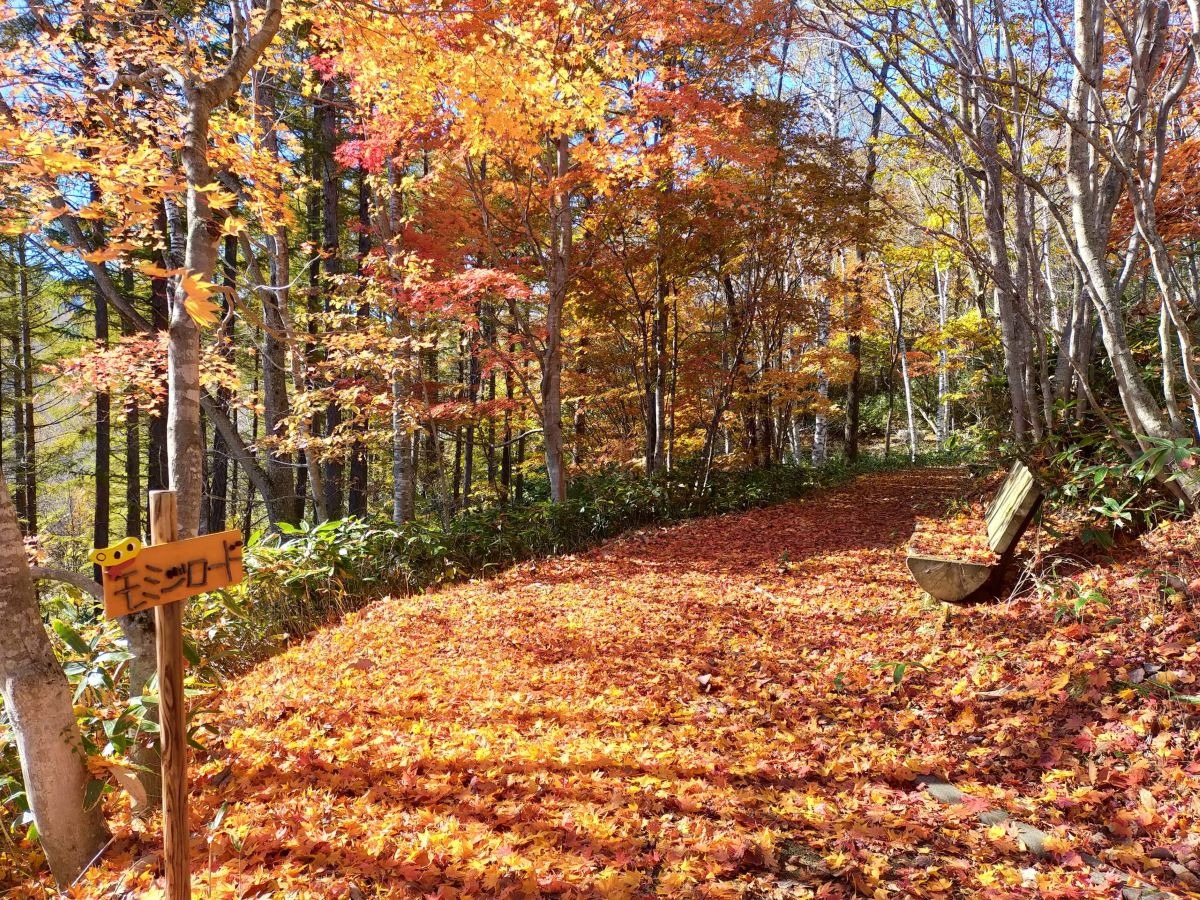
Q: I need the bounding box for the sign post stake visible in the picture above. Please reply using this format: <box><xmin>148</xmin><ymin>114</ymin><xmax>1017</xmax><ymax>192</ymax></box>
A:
<box><xmin>150</xmin><ymin>490</ymin><xmax>190</xmax><ymax>899</ymax></box>
<box><xmin>94</xmin><ymin>494</ymin><xmax>243</xmax><ymax>895</ymax></box>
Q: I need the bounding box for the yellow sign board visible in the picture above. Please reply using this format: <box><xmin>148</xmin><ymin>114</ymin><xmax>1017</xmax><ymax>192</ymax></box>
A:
<box><xmin>101</xmin><ymin>530</ymin><xmax>245</xmax><ymax>619</ymax></box>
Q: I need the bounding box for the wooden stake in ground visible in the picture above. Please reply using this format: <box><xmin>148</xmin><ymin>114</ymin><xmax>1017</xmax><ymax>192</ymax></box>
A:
<box><xmin>91</xmin><ymin>499</ymin><xmax>245</xmax><ymax>895</ymax></box>
<box><xmin>150</xmin><ymin>490</ymin><xmax>189</xmax><ymax>900</ymax></box>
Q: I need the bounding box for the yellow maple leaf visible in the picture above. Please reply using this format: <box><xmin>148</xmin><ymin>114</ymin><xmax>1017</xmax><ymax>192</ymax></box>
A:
<box><xmin>80</xmin><ymin>243</ymin><xmax>134</xmax><ymax>264</ymax></box>
<box><xmin>181</xmin><ymin>272</ymin><xmax>221</xmax><ymax>326</ymax></box>
<box><xmin>136</xmin><ymin>262</ymin><xmax>185</xmax><ymax>279</ymax></box>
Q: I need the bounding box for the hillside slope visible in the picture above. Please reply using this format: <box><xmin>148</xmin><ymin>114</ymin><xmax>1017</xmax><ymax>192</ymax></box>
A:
<box><xmin>67</xmin><ymin>468</ymin><xmax>1200</xmax><ymax>898</ymax></box>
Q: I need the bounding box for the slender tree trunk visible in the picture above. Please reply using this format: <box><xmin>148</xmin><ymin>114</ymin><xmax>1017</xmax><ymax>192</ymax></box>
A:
<box><xmin>463</xmin><ymin>326</ymin><xmax>480</xmax><ymax>507</ymax></box>
<box><xmin>119</xmin><ymin>268</ymin><xmax>142</xmax><ymax>541</ymax></box>
<box><xmin>846</xmin><ymin>49</ymin><xmax>893</xmax><ymax>462</ymax></box>
<box><xmin>347</xmin><ymin>446</ymin><xmax>368</xmax><ymax>516</ymax></box>
<box><xmin>651</xmin><ymin>257</ymin><xmax>669</xmax><ymax>472</ymax></box>
<box><xmin>886</xmin><ymin>278</ymin><xmax>920</xmax><ymax>461</ymax></box>
<box><xmin>205</xmin><ymin>235</ymin><xmax>236</xmax><ymax>533</ymax></box>
<box><xmin>148</xmin><ymin>266</ymin><xmax>169</xmax><ymax>495</ymax></box>
<box><xmin>9</xmin><ymin>334</ymin><xmax>24</xmax><ymax>528</ymax></box>
<box><xmin>94</xmin><ymin>284</ymin><xmax>111</xmax><ymax>586</ymax></box>
<box><xmin>934</xmin><ymin>262</ymin><xmax>951</xmax><ymax>447</ymax></box>
<box><xmin>541</xmin><ymin>134</ymin><xmax>571</xmax><ymax>502</ymax></box>
<box><xmin>884</xmin><ymin>358</ymin><xmax>896</xmax><ymax>459</ymax></box>
<box><xmin>173</xmin><ymin>93</ymin><xmax>228</xmax><ymax>537</ymax></box>
<box><xmin>1160</xmin><ymin>299</ymin><xmax>1185</xmax><ymax>432</ymax></box>
<box><xmin>15</xmin><ymin>238</ymin><xmax>37</xmax><ymax>533</ymax></box>
<box><xmin>515</xmin><ymin>430</ymin><xmax>526</xmax><ymax>504</ymax></box>
<box><xmin>486</xmin><ymin>367</ymin><xmax>498</xmax><ymax>494</ymax></box>
<box><xmin>667</xmin><ymin>290</ymin><xmax>679</xmax><ymax>471</ymax></box>
<box><xmin>254</xmin><ymin>72</ymin><xmax>299</xmax><ymax>527</ymax></box>
<box><xmin>500</xmin><ymin>350</ymin><xmax>514</xmax><ymax>502</ymax></box>
<box><xmin>125</xmin><ymin>406</ymin><xmax>141</xmax><ymax>537</ymax></box>
<box><xmin>246</xmin><ymin>362</ymin><xmax>260</xmax><ymax>535</ymax></box>
<box><xmin>318</xmin><ymin>79</ymin><xmax>345</xmax><ymax>519</ymax></box>
<box><xmin>978</xmin><ymin>114</ymin><xmax>1031</xmax><ymax>445</ymax></box>
<box><xmin>347</xmin><ymin>173</ymin><xmax>371</xmax><ymax>517</ymax></box>
<box><xmin>812</xmin><ymin>291</ymin><xmax>830</xmax><ymax>465</ymax></box>
<box><xmin>452</xmin><ymin>424</ymin><xmax>462</xmax><ymax>511</ymax></box>
<box><xmin>392</xmin><ymin>368</ymin><xmax>415</xmax><ymax>524</ymax></box>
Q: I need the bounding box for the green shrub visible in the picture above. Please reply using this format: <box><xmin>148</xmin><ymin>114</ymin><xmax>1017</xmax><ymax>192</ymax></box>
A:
<box><xmin>1043</xmin><ymin>429</ymin><xmax>1196</xmax><ymax>547</ymax></box>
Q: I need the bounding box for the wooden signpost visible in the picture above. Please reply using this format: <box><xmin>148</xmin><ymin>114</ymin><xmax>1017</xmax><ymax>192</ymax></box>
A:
<box><xmin>93</xmin><ymin>490</ymin><xmax>245</xmax><ymax>900</ymax></box>
<box><xmin>97</xmin><ymin>525</ymin><xmax>245</xmax><ymax>620</ymax></box>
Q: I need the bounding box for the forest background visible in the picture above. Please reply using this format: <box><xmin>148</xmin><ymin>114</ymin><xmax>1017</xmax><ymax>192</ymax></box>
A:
<box><xmin>2</xmin><ymin>0</ymin><xmax>1200</xmax><ymax>887</ymax></box>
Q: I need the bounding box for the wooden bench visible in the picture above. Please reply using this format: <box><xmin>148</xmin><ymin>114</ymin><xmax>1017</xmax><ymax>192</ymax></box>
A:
<box><xmin>906</xmin><ymin>461</ymin><xmax>1043</xmax><ymax>603</ymax></box>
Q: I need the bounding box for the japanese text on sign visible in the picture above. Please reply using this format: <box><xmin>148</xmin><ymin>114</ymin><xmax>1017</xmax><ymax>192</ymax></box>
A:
<box><xmin>102</xmin><ymin>530</ymin><xmax>245</xmax><ymax>619</ymax></box>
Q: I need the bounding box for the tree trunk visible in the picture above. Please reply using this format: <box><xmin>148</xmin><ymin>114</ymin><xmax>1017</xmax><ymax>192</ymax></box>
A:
<box><xmin>934</xmin><ymin>262</ymin><xmax>951</xmax><ymax>447</ymax></box>
<box><xmin>173</xmin><ymin>98</ymin><xmax>221</xmax><ymax>538</ymax></box>
<box><xmin>846</xmin><ymin>49</ymin><xmax>892</xmax><ymax>462</ymax></box>
<box><xmin>463</xmin><ymin>326</ymin><xmax>481</xmax><ymax>507</ymax></box>
<box><xmin>515</xmin><ymin>430</ymin><xmax>526</xmax><ymax>504</ymax></box>
<box><xmin>15</xmin><ymin>237</ymin><xmax>37</xmax><ymax>533</ymax></box>
<box><xmin>256</xmin><ymin>91</ymin><xmax>299</xmax><ymax>527</ymax></box>
<box><xmin>317</xmin><ymin>79</ymin><xmax>345</xmax><ymax>519</ymax></box>
<box><xmin>392</xmin><ymin>368</ymin><xmax>415</xmax><ymax>524</ymax></box>
<box><xmin>347</xmin><ymin>444</ymin><xmax>368</xmax><ymax>516</ymax></box>
<box><xmin>175</xmin><ymin>7</ymin><xmax>288</xmax><ymax>533</ymax></box>
<box><xmin>94</xmin><ymin>284</ymin><xmax>111</xmax><ymax>587</ymax></box>
<box><xmin>120</xmin><ymin>269</ymin><xmax>143</xmax><ymax>541</ymax></box>
<box><xmin>886</xmin><ymin>278</ymin><xmax>920</xmax><ymax>461</ymax></box>
<box><xmin>8</xmin><ymin>333</ymin><xmax>23</xmax><ymax>527</ymax></box>
<box><xmin>501</xmin><ymin>352</ymin><xmax>514</xmax><ymax>502</ymax></box>
<box><xmin>0</xmin><ymin>472</ymin><xmax>109</xmax><ymax>885</ymax></box>
<box><xmin>148</xmin><ymin>267</ymin><xmax>169</xmax><ymax>495</ymax></box>
<box><xmin>1064</xmin><ymin>0</ymin><xmax>1189</xmax><ymax>499</ymax></box>
<box><xmin>542</xmin><ymin>135</ymin><xmax>571</xmax><ymax>503</ymax></box>
<box><xmin>205</xmin><ymin>235</ymin><xmax>236</xmax><ymax>533</ymax></box>
<box><xmin>812</xmin><ymin>292</ymin><xmax>830</xmax><ymax>465</ymax></box>
<box><xmin>978</xmin><ymin>114</ymin><xmax>1031</xmax><ymax>445</ymax></box>
<box><xmin>651</xmin><ymin>257</ymin><xmax>669</xmax><ymax>472</ymax></box>
<box><xmin>117</xmin><ymin>608</ymin><xmax>159</xmax><ymax>808</ymax></box>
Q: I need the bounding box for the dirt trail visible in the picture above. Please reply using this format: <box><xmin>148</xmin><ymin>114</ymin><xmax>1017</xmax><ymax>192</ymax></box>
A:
<box><xmin>73</xmin><ymin>468</ymin><xmax>1200</xmax><ymax>898</ymax></box>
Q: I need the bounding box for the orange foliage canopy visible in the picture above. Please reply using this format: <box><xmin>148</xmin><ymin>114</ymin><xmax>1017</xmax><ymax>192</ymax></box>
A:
<box><xmin>61</xmin><ymin>470</ymin><xmax>1200</xmax><ymax>898</ymax></box>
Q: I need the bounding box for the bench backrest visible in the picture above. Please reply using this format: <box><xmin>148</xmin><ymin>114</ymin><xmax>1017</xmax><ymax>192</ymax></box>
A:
<box><xmin>984</xmin><ymin>461</ymin><xmax>1042</xmax><ymax>555</ymax></box>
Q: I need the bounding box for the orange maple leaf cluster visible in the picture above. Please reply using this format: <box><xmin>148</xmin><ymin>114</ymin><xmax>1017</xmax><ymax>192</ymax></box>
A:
<box><xmin>907</xmin><ymin>511</ymin><xmax>999</xmax><ymax>566</ymax></box>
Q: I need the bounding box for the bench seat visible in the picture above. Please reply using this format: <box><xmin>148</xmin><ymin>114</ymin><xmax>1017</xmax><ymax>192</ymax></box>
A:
<box><xmin>906</xmin><ymin>461</ymin><xmax>1042</xmax><ymax>603</ymax></box>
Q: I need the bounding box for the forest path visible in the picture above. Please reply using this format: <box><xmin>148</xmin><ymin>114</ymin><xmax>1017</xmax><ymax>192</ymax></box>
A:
<box><xmin>79</xmin><ymin>467</ymin><xmax>1200</xmax><ymax>898</ymax></box>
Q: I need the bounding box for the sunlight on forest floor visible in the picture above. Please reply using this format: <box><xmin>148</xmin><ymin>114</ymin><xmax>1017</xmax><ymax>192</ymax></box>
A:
<box><xmin>62</xmin><ymin>469</ymin><xmax>1200</xmax><ymax>898</ymax></box>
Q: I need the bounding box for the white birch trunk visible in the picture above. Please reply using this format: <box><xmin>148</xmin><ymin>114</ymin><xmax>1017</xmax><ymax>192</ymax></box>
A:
<box><xmin>811</xmin><ymin>292</ymin><xmax>830</xmax><ymax>466</ymax></box>
<box><xmin>886</xmin><ymin>274</ymin><xmax>920</xmax><ymax>461</ymax></box>
<box><xmin>934</xmin><ymin>262</ymin><xmax>951</xmax><ymax>448</ymax></box>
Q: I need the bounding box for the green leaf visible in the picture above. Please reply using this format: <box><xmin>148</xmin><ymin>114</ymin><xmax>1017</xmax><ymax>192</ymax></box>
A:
<box><xmin>182</xmin><ymin>635</ymin><xmax>201</xmax><ymax>667</ymax></box>
<box><xmin>51</xmin><ymin>619</ymin><xmax>91</xmax><ymax>656</ymax></box>
<box><xmin>209</xmin><ymin>801</ymin><xmax>229</xmax><ymax>833</ymax></box>
<box><xmin>84</xmin><ymin>778</ymin><xmax>107</xmax><ymax>810</ymax></box>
